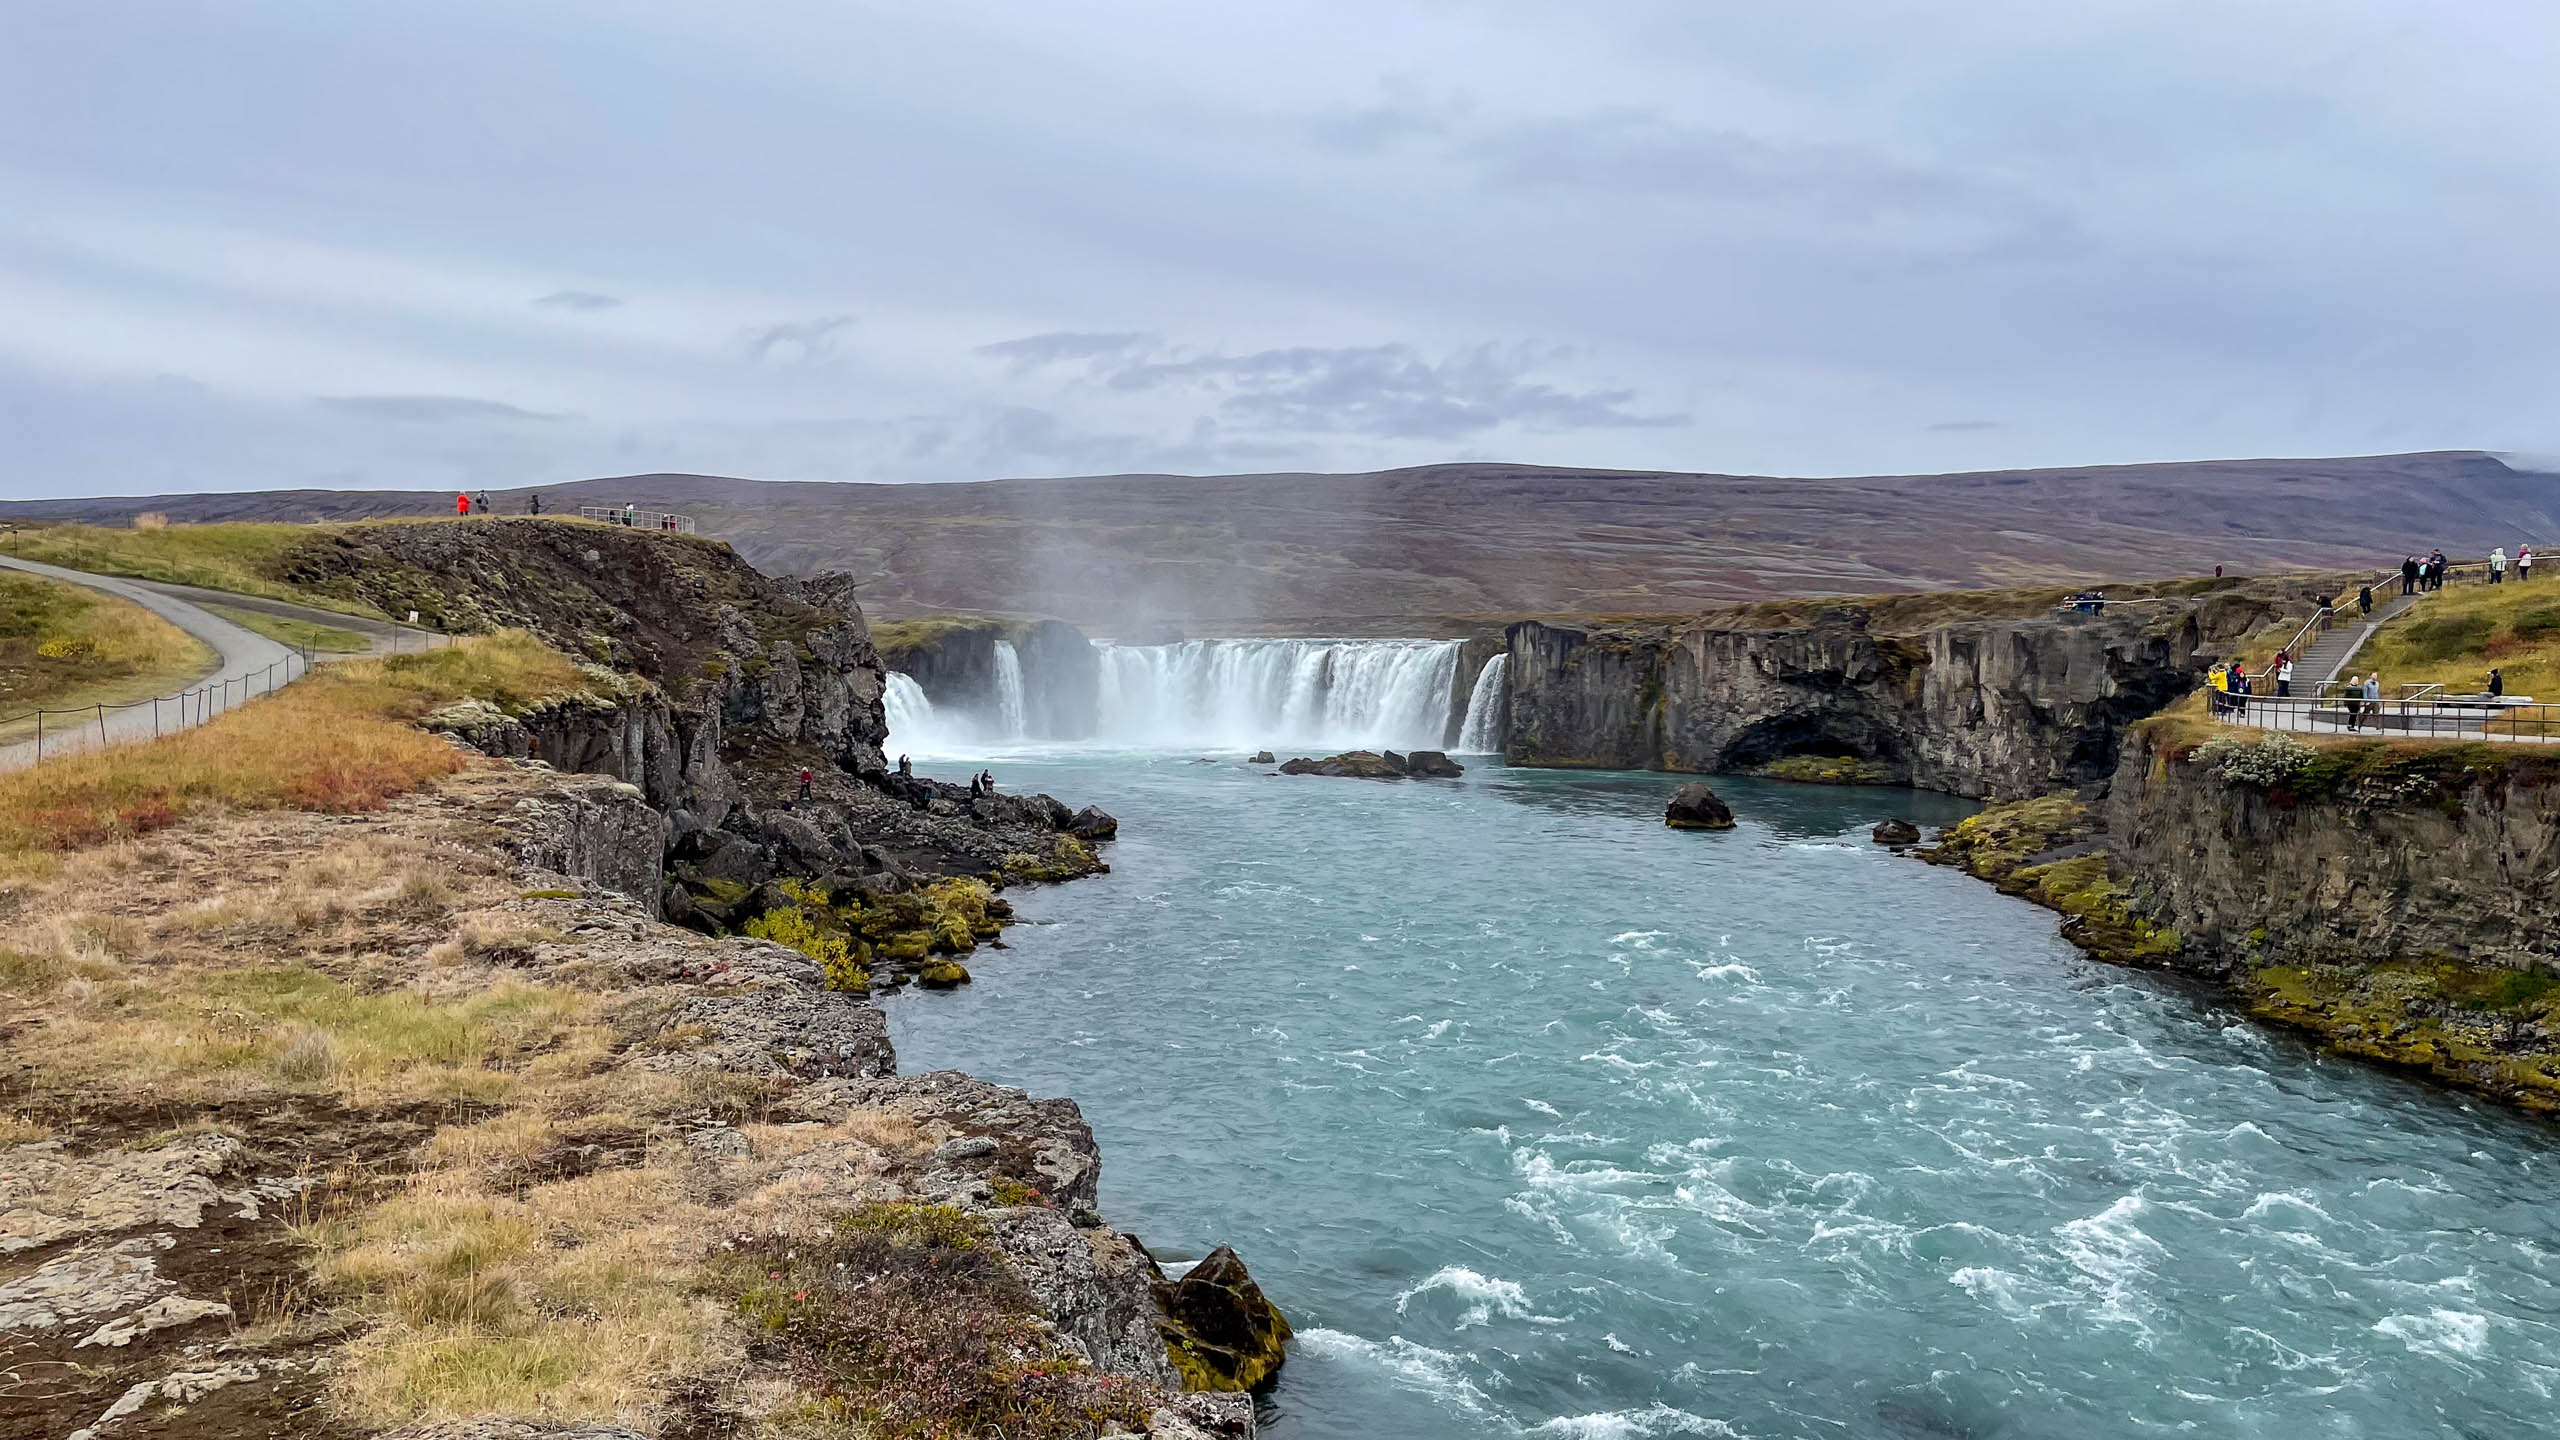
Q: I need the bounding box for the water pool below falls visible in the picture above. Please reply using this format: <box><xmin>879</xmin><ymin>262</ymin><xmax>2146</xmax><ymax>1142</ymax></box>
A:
<box><xmin>881</xmin><ymin>753</ymin><xmax>2560</xmax><ymax>1440</ymax></box>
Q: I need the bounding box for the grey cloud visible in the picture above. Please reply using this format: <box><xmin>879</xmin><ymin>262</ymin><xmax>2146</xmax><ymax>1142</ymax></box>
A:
<box><xmin>1309</xmin><ymin>92</ymin><xmax>1468</xmax><ymax>154</ymax></box>
<box><xmin>746</xmin><ymin>315</ymin><xmax>855</xmax><ymax>366</ymax></box>
<box><xmin>534</xmin><ymin>290</ymin><xmax>622</xmax><ymax>312</ymax></box>
<box><xmin>1100</xmin><ymin>341</ymin><xmax>1686</xmax><ymax>440</ymax></box>
<box><xmin>975</xmin><ymin>331</ymin><xmax>1158</xmax><ymax>375</ymax></box>
<box><xmin>1928</xmin><ymin>420</ymin><xmax>2002</xmax><ymax>433</ymax></box>
<box><xmin>312</xmin><ymin>394</ymin><xmax>561</xmax><ymax>423</ymax></box>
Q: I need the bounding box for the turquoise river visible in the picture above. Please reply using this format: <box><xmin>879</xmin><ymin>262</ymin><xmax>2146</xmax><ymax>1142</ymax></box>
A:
<box><xmin>879</xmin><ymin>752</ymin><xmax>2559</xmax><ymax>1439</ymax></box>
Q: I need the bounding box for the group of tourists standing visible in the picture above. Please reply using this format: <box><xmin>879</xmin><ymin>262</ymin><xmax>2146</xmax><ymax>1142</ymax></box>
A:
<box><xmin>454</xmin><ymin>491</ymin><xmax>546</xmax><ymax>516</ymax></box>
<box><xmin>2402</xmin><ymin>545</ymin><xmax>2535</xmax><ymax>593</ymax></box>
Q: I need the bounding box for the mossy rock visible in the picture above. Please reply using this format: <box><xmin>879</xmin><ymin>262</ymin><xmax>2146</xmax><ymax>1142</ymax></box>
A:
<box><xmin>1153</xmin><ymin>1245</ymin><xmax>1291</xmax><ymax>1392</ymax></box>
<box><xmin>917</xmin><ymin>961</ymin><xmax>971</xmax><ymax>989</ymax></box>
<box><xmin>878</xmin><ymin>931</ymin><xmax>934</xmax><ymax>963</ymax></box>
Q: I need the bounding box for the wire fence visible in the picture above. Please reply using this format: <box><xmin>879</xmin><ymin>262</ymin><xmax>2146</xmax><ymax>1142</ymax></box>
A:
<box><xmin>1</xmin><ymin>627</ymin><xmax>455</xmax><ymax>767</ymax></box>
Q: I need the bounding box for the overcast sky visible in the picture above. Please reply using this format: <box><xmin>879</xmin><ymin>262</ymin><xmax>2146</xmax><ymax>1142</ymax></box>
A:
<box><xmin>6</xmin><ymin>1</ymin><xmax>2558</xmax><ymax>498</ymax></box>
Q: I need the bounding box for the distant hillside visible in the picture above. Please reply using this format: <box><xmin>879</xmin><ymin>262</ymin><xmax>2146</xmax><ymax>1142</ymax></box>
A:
<box><xmin>5</xmin><ymin>452</ymin><xmax>2549</xmax><ymax>629</ymax></box>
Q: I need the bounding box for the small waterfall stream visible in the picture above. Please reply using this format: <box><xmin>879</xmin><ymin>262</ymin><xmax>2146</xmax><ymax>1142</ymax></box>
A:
<box><xmin>992</xmin><ymin>640</ymin><xmax>1028</xmax><ymax>740</ymax></box>
<box><xmin>1096</xmin><ymin>638</ymin><xmax>1462</xmax><ymax>750</ymax></box>
<box><xmin>882</xmin><ymin>673</ymin><xmax>942</xmax><ymax>754</ymax></box>
<box><xmin>1457</xmin><ymin>653</ymin><xmax>1509</xmax><ymax>754</ymax></box>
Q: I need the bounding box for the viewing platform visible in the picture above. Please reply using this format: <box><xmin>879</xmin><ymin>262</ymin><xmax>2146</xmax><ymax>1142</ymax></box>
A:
<box><xmin>579</xmin><ymin>505</ymin><xmax>697</xmax><ymax>533</ymax></box>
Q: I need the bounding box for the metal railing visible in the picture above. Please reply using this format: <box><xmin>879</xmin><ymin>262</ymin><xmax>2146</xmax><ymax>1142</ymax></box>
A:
<box><xmin>578</xmin><ymin>506</ymin><xmax>697</xmax><ymax>534</ymax></box>
<box><xmin>2212</xmin><ymin>690</ymin><xmax>2559</xmax><ymax>743</ymax></box>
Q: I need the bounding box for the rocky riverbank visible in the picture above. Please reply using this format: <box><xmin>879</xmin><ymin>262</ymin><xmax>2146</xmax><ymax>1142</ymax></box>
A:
<box><xmin>0</xmin><ymin>757</ymin><xmax>1276</xmax><ymax>1439</ymax></box>
<box><xmin>0</xmin><ymin>519</ymin><xmax>1289</xmax><ymax>1438</ymax></box>
<box><xmin>1916</xmin><ymin>723</ymin><xmax>2560</xmax><ymax>1115</ymax></box>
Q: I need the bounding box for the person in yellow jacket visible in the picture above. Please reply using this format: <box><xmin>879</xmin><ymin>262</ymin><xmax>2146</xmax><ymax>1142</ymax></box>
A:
<box><xmin>2208</xmin><ymin>663</ymin><xmax>2230</xmax><ymax>715</ymax></box>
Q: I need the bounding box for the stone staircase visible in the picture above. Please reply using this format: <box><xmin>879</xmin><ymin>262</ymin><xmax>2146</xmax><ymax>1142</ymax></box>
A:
<box><xmin>2296</xmin><ymin>588</ymin><xmax>2420</xmax><ymax>686</ymax></box>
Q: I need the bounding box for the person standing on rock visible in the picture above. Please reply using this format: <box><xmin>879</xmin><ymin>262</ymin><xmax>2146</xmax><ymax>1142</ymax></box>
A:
<box><xmin>897</xmin><ymin>754</ymin><xmax>912</xmax><ymax>776</ymax></box>
<box><xmin>798</xmin><ymin>767</ymin><xmax>814</xmax><ymax>801</ymax></box>
<box><xmin>529</xmin><ymin>492</ymin><xmax>543</xmax><ymax>516</ymax></box>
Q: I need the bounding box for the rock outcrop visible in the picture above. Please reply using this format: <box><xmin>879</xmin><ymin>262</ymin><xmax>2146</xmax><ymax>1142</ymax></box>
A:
<box><xmin>1665</xmin><ymin>783</ymin><xmax>1735</xmax><ymax>830</ymax></box>
<box><xmin>1504</xmin><ymin>584</ymin><xmax>2320</xmax><ymax>799</ymax></box>
<box><xmin>306</xmin><ymin>519</ymin><xmax>1110</xmax><ymax>962</ymax></box>
<box><xmin>1151</xmin><ymin>1245</ymin><xmax>1293</xmax><ymax>1392</ymax></box>
<box><xmin>1277</xmin><ymin>750</ymin><xmax>1464</xmax><ymax>780</ymax></box>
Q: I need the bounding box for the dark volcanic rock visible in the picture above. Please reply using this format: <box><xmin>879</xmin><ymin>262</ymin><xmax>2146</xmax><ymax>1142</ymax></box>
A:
<box><xmin>1280</xmin><ymin>751</ymin><xmax>1402</xmax><ymax>779</ymax></box>
<box><xmin>1665</xmin><ymin>783</ymin><xmax>1736</xmax><ymax>831</ymax></box>
<box><xmin>1152</xmin><ymin>1245</ymin><xmax>1292</xmax><ymax>1393</ymax></box>
<box><xmin>1067</xmin><ymin>805</ymin><xmax>1120</xmax><ymax>841</ymax></box>
<box><xmin>1248</xmin><ymin>751</ymin><xmax>1276</xmax><ymax>765</ymax></box>
<box><xmin>1405</xmin><ymin>750</ymin><xmax>1465</xmax><ymax>778</ymax></box>
<box><xmin>1871</xmin><ymin>818</ymin><xmax>1922</xmax><ymax>847</ymax></box>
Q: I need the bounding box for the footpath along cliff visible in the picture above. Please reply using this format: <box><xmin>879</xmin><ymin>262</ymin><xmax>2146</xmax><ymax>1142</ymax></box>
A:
<box><xmin>0</xmin><ymin>519</ymin><xmax>1284</xmax><ymax>1440</ymax></box>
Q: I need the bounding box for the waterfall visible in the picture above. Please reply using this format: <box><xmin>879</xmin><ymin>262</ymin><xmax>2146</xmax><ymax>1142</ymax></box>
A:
<box><xmin>1095</xmin><ymin>638</ymin><xmax>1462</xmax><ymax>750</ymax></box>
<box><xmin>1457</xmin><ymin>653</ymin><xmax>1509</xmax><ymax>754</ymax></box>
<box><xmin>883</xmin><ymin>673</ymin><xmax>944</xmax><ymax>754</ymax></box>
<box><xmin>992</xmin><ymin>640</ymin><xmax>1028</xmax><ymax>740</ymax></box>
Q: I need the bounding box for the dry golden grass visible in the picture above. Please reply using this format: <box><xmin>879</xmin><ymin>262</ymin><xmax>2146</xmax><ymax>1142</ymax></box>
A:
<box><xmin>311</xmin><ymin>1156</ymin><xmax>734</xmax><ymax>1430</ymax></box>
<box><xmin>0</xmin><ymin>571</ymin><xmax>217</xmax><ymax>738</ymax></box>
<box><xmin>3</xmin><ymin>520</ymin><xmax>383</xmax><ymax>614</ymax></box>
<box><xmin>0</xmin><ymin>630</ymin><xmax>583</xmax><ymax>856</ymax></box>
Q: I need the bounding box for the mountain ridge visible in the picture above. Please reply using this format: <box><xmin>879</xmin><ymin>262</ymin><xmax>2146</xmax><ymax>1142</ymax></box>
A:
<box><xmin>6</xmin><ymin>450</ymin><xmax>2546</xmax><ymax>628</ymax></box>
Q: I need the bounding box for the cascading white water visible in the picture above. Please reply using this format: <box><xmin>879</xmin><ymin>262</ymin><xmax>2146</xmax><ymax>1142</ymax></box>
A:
<box><xmin>1095</xmin><ymin>638</ymin><xmax>1461</xmax><ymax>750</ymax></box>
<box><xmin>1457</xmin><ymin>653</ymin><xmax>1509</xmax><ymax>754</ymax></box>
<box><xmin>883</xmin><ymin>673</ymin><xmax>945</xmax><ymax>754</ymax></box>
<box><xmin>992</xmin><ymin>640</ymin><xmax>1028</xmax><ymax>740</ymax></box>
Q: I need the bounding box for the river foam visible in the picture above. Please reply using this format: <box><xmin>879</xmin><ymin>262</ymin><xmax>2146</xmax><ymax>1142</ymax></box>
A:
<box><xmin>882</xmin><ymin>756</ymin><xmax>2560</xmax><ymax>1440</ymax></box>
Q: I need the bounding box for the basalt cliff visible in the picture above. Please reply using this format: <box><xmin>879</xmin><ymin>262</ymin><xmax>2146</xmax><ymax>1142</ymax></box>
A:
<box><xmin>1501</xmin><ymin>583</ymin><xmax>2323</xmax><ymax>798</ymax></box>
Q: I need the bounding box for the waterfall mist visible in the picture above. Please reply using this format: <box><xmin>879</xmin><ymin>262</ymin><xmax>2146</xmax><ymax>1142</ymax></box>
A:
<box><xmin>1096</xmin><ymin>638</ymin><xmax>1462</xmax><ymax>751</ymax></box>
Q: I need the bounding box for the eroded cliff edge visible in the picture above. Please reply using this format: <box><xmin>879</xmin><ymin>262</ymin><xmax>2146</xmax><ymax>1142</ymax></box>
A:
<box><xmin>1503</xmin><ymin>582</ymin><xmax>2320</xmax><ymax>797</ymax></box>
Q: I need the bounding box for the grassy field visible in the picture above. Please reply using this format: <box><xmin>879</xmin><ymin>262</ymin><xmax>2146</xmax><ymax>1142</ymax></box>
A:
<box><xmin>2356</xmin><ymin>574</ymin><xmax>2560</xmax><ymax>700</ymax></box>
<box><xmin>3</xmin><ymin>520</ymin><xmax>384</xmax><ymax>616</ymax></box>
<box><xmin>0</xmin><ymin>571</ymin><xmax>217</xmax><ymax>739</ymax></box>
<box><xmin>204</xmin><ymin>602</ymin><xmax>377</xmax><ymax>653</ymax></box>
<box><xmin>0</xmin><ymin>630</ymin><xmax>584</xmax><ymax>859</ymax></box>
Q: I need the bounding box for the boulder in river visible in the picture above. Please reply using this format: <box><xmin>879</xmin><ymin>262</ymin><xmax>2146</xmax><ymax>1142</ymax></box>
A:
<box><xmin>1279</xmin><ymin>751</ymin><xmax>1403</xmax><ymax>779</ymax></box>
<box><xmin>1249</xmin><ymin>750</ymin><xmax>1276</xmax><ymax>765</ymax></box>
<box><xmin>1405</xmin><ymin>750</ymin><xmax>1465</xmax><ymax>778</ymax></box>
<box><xmin>1153</xmin><ymin>1245</ymin><xmax>1292</xmax><ymax>1392</ymax></box>
<box><xmin>1067</xmin><ymin>805</ymin><xmax>1120</xmax><ymax>841</ymax></box>
<box><xmin>1664</xmin><ymin>783</ymin><xmax>1736</xmax><ymax>830</ymax></box>
<box><xmin>1872</xmin><ymin>818</ymin><xmax>1922</xmax><ymax>847</ymax></box>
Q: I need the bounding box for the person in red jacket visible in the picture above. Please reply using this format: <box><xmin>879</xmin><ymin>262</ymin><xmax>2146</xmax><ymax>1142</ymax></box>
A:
<box><xmin>455</xmin><ymin>492</ymin><xmax>471</xmax><ymax>516</ymax></box>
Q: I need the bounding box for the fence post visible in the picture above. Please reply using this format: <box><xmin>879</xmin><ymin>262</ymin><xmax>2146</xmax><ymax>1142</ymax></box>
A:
<box><xmin>96</xmin><ymin>703</ymin><xmax>105</xmax><ymax>748</ymax></box>
<box><xmin>35</xmin><ymin>710</ymin><xmax>41</xmax><ymax>761</ymax></box>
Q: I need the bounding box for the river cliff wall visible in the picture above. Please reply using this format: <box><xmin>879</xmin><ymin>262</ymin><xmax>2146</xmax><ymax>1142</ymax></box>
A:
<box><xmin>875</xmin><ymin>617</ymin><xmax>1101</xmax><ymax>738</ymax></box>
<box><xmin>1504</xmin><ymin>606</ymin><xmax>2218</xmax><ymax>798</ymax></box>
<box><xmin>2108</xmin><ymin>728</ymin><xmax>2560</xmax><ymax>976</ymax></box>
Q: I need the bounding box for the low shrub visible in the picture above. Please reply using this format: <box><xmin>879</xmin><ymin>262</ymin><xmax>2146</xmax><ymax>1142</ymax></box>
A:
<box><xmin>2192</xmin><ymin>732</ymin><xmax>2316</xmax><ymax>787</ymax></box>
<box><xmin>722</xmin><ymin>1203</ymin><xmax>1162</xmax><ymax>1440</ymax></box>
